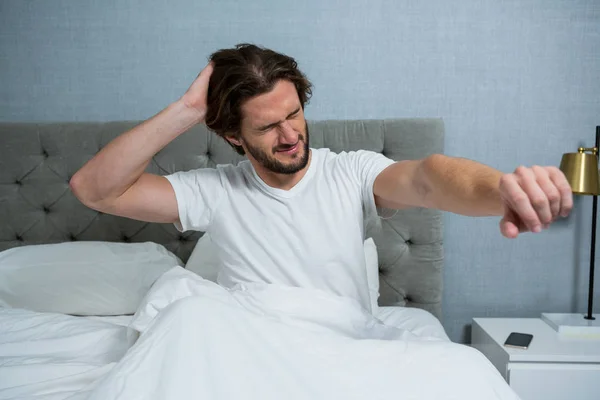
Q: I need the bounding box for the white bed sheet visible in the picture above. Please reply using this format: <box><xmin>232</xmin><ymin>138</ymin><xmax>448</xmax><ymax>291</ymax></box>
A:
<box><xmin>83</xmin><ymin>314</ymin><xmax>133</xmax><ymax>327</ymax></box>
<box><xmin>375</xmin><ymin>306</ymin><xmax>450</xmax><ymax>341</ymax></box>
<box><xmin>0</xmin><ymin>308</ymin><xmax>136</xmax><ymax>400</ymax></box>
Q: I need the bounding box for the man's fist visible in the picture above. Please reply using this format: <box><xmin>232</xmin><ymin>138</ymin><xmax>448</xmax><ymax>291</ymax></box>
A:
<box><xmin>499</xmin><ymin>165</ymin><xmax>573</xmax><ymax>238</ymax></box>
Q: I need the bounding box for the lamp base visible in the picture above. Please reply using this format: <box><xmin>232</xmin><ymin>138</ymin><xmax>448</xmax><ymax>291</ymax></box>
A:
<box><xmin>541</xmin><ymin>313</ymin><xmax>600</xmax><ymax>338</ymax></box>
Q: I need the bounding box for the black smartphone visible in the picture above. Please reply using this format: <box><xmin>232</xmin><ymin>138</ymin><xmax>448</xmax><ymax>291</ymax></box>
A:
<box><xmin>504</xmin><ymin>332</ymin><xmax>533</xmax><ymax>349</ymax></box>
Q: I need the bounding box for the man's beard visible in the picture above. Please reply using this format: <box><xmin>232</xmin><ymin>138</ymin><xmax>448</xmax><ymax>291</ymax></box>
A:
<box><xmin>245</xmin><ymin>123</ymin><xmax>310</xmax><ymax>175</ymax></box>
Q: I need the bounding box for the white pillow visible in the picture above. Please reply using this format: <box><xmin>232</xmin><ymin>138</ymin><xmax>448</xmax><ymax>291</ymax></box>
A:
<box><xmin>185</xmin><ymin>234</ymin><xmax>381</xmax><ymax>314</ymax></box>
<box><xmin>0</xmin><ymin>241</ymin><xmax>182</xmax><ymax>316</ymax></box>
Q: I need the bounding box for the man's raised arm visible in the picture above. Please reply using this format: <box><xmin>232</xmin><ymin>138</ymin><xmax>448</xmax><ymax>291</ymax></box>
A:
<box><xmin>69</xmin><ymin>63</ymin><xmax>214</xmax><ymax>224</ymax></box>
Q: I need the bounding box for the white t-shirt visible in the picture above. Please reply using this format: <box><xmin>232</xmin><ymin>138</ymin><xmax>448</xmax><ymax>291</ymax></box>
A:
<box><xmin>164</xmin><ymin>148</ymin><xmax>395</xmax><ymax>311</ymax></box>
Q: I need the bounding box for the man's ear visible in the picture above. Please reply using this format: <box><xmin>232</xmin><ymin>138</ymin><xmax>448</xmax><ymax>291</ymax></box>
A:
<box><xmin>225</xmin><ymin>135</ymin><xmax>242</xmax><ymax>147</ymax></box>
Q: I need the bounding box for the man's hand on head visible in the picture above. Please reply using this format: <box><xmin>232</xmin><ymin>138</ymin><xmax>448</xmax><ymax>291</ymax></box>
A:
<box><xmin>498</xmin><ymin>165</ymin><xmax>573</xmax><ymax>239</ymax></box>
<box><xmin>180</xmin><ymin>62</ymin><xmax>214</xmax><ymax>123</ymax></box>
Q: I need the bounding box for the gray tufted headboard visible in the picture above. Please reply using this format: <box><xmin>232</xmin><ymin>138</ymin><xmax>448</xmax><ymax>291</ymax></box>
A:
<box><xmin>0</xmin><ymin>119</ymin><xmax>444</xmax><ymax>318</ymax></box>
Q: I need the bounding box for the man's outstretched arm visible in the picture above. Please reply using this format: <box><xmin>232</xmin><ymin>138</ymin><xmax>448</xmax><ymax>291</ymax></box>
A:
<box><xmin>373</xmin><ymin>154</ymin><xmax>573</xmax><ymax>238</ymax></box>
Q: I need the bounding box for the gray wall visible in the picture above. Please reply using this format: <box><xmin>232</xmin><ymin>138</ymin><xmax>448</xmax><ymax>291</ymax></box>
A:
<box><xmin>1</xmin><ymin>0</ymin><xmax>599</xmax><ymax>343</ymax></box>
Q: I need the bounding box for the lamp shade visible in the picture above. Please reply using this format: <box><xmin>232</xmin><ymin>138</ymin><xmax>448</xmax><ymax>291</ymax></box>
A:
<box><xmin>559</xmin><ymin>150</ymin><xmax>600</xmax><ymax>195</ymax></box>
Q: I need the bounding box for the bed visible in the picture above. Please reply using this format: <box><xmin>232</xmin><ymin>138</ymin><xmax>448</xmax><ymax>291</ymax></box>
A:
<box><xmin>0</xmin><ymin>119</ymin><xmax>519</xmax><ymax>399</ymax></box>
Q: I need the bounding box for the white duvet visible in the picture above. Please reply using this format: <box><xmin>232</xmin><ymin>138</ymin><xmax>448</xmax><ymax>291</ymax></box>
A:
<box><xmin>1</xmin><ymin>267</ymin><xmax>519</xmax><ymax>400</ymax></box>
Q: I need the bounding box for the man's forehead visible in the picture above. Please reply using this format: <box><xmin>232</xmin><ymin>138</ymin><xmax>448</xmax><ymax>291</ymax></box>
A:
<box><xmin>241</xmin><ymin>81</ymin><xmax>300</xmax><ymax>124</ymax></box>
<box><xmin>243</xmin><ymin>105</ymin><xmax>300</xmax><ymax>125</ymax></box>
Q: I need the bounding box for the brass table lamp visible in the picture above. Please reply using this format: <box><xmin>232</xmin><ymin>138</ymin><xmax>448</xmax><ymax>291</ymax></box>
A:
<box><xmin>542</xmin><ymin>126</ymin><xmax>600</xmax><ymax>337</ymax></box>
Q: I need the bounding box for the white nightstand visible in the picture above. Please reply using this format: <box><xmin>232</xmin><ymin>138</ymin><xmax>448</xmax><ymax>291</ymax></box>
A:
<box><xmin>471</xmin><ymin>318</ymin><xmax>600</xmax><ymax>400</ymax></box>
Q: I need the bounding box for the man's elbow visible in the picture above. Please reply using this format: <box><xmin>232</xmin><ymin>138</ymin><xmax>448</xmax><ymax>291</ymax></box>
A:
<box><xmin>69</xmin><ymin>172</ymin><xmax>85</xmax><ymax>201</ymax></box>
<box><xmin>69</xmin><ymin>173</ymin><xmax>104</xmax><ymax>210</ymax></box>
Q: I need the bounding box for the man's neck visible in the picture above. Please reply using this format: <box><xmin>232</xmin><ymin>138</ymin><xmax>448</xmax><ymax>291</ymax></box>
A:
<box><xmin>252</xmin><ymin>149</ymin><xmax>312</xmax><ymax>191</ymax></box>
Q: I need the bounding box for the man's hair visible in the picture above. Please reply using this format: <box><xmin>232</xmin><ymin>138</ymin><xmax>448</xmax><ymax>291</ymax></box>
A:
<box><xmin>205</xmin><ymin>43</ymin><xmax>313</xmax><ymax>155</ymax></box>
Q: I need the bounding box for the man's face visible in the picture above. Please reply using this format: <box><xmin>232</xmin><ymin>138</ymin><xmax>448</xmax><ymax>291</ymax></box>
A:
<box><xmin>233</xmin><ymin>80</ymin><xmax>309</xmax><ymax>175</ymax></box>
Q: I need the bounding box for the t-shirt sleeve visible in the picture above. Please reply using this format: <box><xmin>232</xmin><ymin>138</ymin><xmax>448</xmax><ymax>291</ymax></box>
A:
<box><xmin>346</xmin><ymin>150</ymin><xmax>396</xmax><ymax>235</ymax></box>
<box><xmin>163</xmin><ymin>168</ymin><xmax>225</xmax><ymax>233</ymax></box>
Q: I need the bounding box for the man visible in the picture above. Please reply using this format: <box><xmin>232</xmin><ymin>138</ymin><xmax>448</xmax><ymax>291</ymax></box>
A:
<box><xmin>70</xmin><ymin>43</ymin><xmax>572</xmax><ymax>312</ymax></box>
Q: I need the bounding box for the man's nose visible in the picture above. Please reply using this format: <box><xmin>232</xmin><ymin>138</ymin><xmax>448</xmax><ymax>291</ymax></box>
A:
<box><xmin>277</xmin><ymin>121</ymin><xmax>298</xmax><ymax>144</ymax></box>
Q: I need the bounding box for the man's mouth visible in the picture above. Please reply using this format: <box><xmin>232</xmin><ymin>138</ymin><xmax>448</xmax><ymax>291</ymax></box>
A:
<box><xmin>275</xmin><ymin>142</ymin><xmax>299</xmax><ymax>155</ymax></box>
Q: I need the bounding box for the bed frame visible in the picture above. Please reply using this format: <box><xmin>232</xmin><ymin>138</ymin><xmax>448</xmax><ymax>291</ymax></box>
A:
<box><xmin>0</xmin><ymin>119</ymin><xmax>445</xmax><ymax>319</ymax></box>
